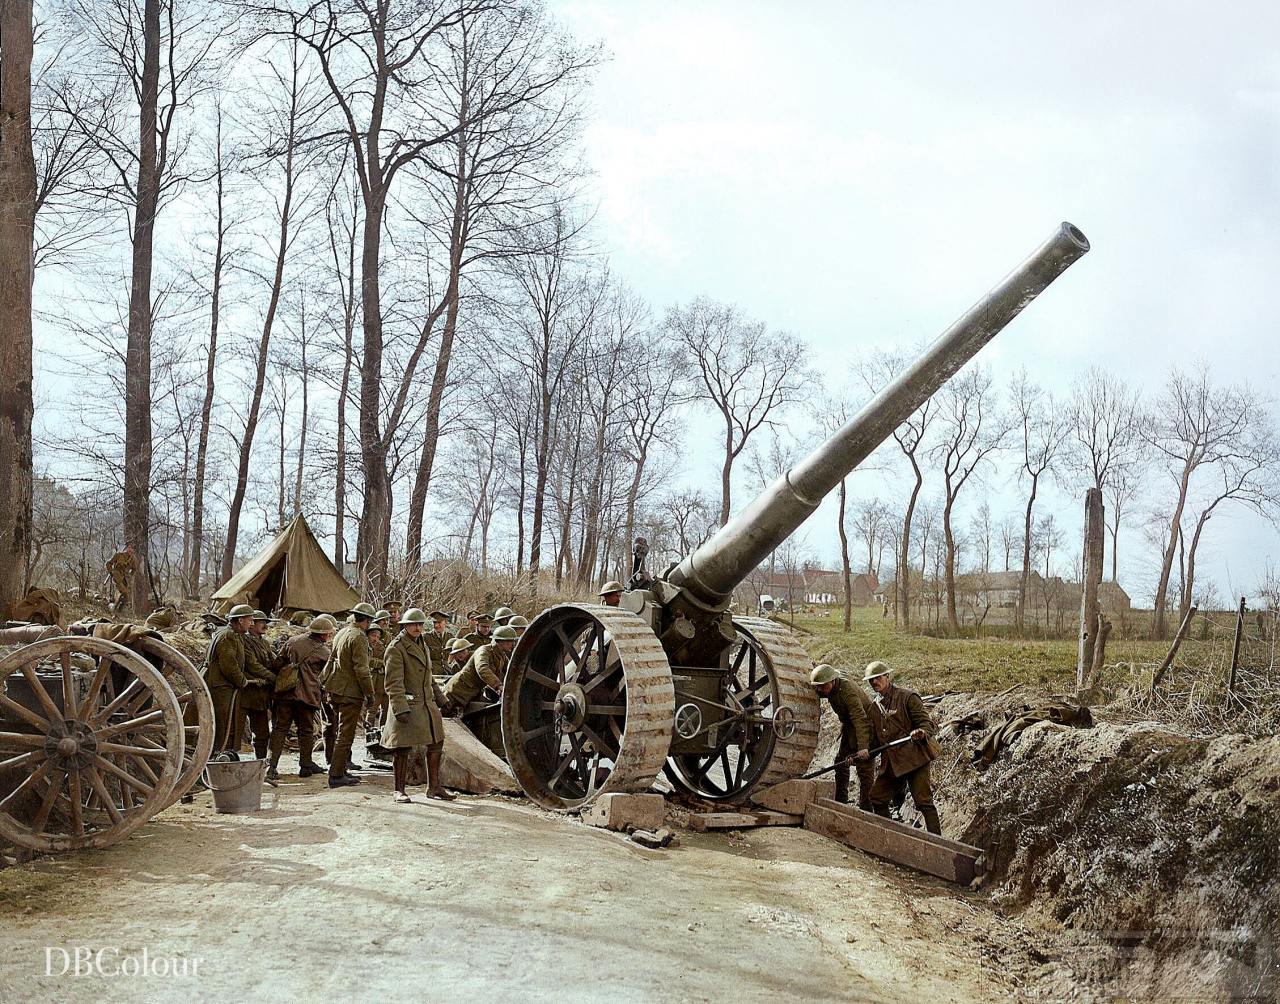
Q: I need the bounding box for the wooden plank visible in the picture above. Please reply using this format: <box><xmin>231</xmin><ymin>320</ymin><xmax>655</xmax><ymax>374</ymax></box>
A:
<box><xmin>688</xmin><ymin>810</ymin><xmax>804</xmax><ymax>832</ymax></box>
<box><xmin>440</xmin><ymin>719</ymin><xmax>521</xmax><ymax>795</ymax></box>
<box><xmin>804</xmin><ymin>803</ymin><xmax>980</xmax><ymax>884</ymax></box>
<box><xmin>812</xmin><ymin>799</ymin><xmax>985</xmax><ymax>858</ymax></box>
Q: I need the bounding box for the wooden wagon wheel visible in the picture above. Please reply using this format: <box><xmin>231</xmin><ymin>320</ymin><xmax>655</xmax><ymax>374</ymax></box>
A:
<box><xmin>134</xmin><ymin>636</ymin><xmax>213</xmax><ymax>804</ymax></box>
<box><xmin>0</xmin><ymin>636</ymin><xmax>183</xmax><ymax>852</ymax></box>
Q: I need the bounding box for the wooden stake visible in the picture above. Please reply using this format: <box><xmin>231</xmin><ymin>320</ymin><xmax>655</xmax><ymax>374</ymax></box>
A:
<box><xmin>1151</xmin><ymin>603</ymin><xmax>1198</xmax><ymax>690</ymax></box>
<box><xmin>1077</xmin><ymin>488</ymin><xmax>1105</xmax><ymax>689</ymax></box>
<box><xmin>1227</xmin><ymin>597</ymin><xmax>1245</xmax><ymax>699</ymax></box>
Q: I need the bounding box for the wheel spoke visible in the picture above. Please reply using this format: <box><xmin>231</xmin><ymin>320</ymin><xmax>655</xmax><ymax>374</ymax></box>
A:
<box><xmin>580</xmin><ymin>723</ymin><xmax>618</xmax><ymax>759</ymax></box>
<box><xmin>0</xmin><ymin>759</ymin><xmax>54</xmax><ymax>811</ymax></box>
<box><xmin>29</xmin><ymin>769</ymin><xmax>64</xmax><ymax>836</ymax></box>
<box><xmin>67</xmin><ymin>770</ymin><xmax>84</xmax><ymax>836</ymax></box>
<box><xmin>0</xmin><ymin>692</ymin><xmax>51</xmax><ymax>732</ymax></box>
<box><xmin>84</xmin><ymin>766</ymin><xmax>124</xmax><ymax>824</ymax></box>
<box><xmin>582</xmin><ymin>662</ymin><xmax>621</xmax><ymax>695</ymax></box>
<box><xmin>90</xmin><ymin>678</ymin><xmax>145</xmax><ymax>726</ymax></box>
<box><xmin>76</xmin><ymin>656</ymin><xmax>116</xmax><ymax>722</ymax></box>
<box><xmin>98</xmin><ymin>741</ymin><xmax>169</xmax><ymax>759</ymax></box>
<box><xmin>96</xmin><ymin>708</ymin><xmax>167</xmax><ymax>740</ymax></box>
<box><xmin>60</xmin><ymin>656</ymin><xmax>79</xmax><ymax>719</ymax></box>
<box><xmin>19</xmin><ymin>663</ymin><xmax>64</xmax><ymax>724</ymax></box>
<box><xmin>0</xmin><ymin>748</ymin><xmax>46</xmax><ymax>773</ymax></box>
<box><xmin>585</xmin><ymin>704</ymin><xmax>626</xmax><ymax>717</ymax></box>
<box><xmin>552</xmin><ymin>624</ymin><xmax>585</xmax><ymax>678</ymax></box>
<box><xmin>0</xmin><ymin>731</ymin><xmax>47</xmax><ymax>750</ymax></box>
<box><xmin>547</xmin><ymin>733</ymin><xmax>584</xmax><ymax>790</ymax></box>
<box><xmin>93</xmin><ymin>754</ymin><xmax>155</xmax><ymax>796</ymax></box>
<box><xmin>521</xmin><ymin>724</ymin><xmax>555</xmax><ymax>744</ymax></box>
<box><xmin>526</xmin><ymin>670</ymin><xmax>560</xmax><ymax>691</ymax></box>
<box><xmin>122</xmin><ymin>752</ymin><xmax>161</xmax><ymax>786</ymax></box>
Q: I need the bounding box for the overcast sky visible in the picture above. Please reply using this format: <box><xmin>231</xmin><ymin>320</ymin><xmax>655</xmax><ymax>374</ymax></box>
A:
<box><xmin>551</xmin><ymin>0</ymin><xmax>1280</xmax><ymax>603</ymax></box>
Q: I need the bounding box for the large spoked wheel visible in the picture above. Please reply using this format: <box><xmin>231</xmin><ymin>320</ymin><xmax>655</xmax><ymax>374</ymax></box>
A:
<box><xmin>664</xmin><ymin>616</ymin><xmax>820</xmax><ymax>802</ymax></box>
<box><xmin>135</xmin><ymin>636</ymin><xmax>214</xmax><ymax>805</ymax></box>
<box><xmin>0</xmin><ymin>637</ymin><xmax>184</xmax><ymax>852</ymax></box>
<box><xmin>502</xmin><ymin>604</ymin><xmax>674</xmax><ymax>811</ymax></box>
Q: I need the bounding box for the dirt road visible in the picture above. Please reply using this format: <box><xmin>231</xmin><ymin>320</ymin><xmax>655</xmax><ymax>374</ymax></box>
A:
<box><xmin>1</xmin><ymin>766</ymin><xmax>1086</xmax><ymax>1003</ymax></box>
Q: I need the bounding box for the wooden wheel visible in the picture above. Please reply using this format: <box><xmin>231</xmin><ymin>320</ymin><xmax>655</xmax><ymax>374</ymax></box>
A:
<box><xmin>501</xmin><ymin>604</ymin><xmax>674</xmax><ymax>811</ymax></box>
<box><xmin>0</xmin><ymin>637</ymin><xmax>184</xmax><ymax>852</ymax></box>
<box><xmin>664</xmin><ymin>617</ymin><xmax>820</xmax><ymax>802</ymax></box>
<box><xmin>135</xmin><ymin>636</ymin><xmax>213</xmax><ymax>804</ymax></box>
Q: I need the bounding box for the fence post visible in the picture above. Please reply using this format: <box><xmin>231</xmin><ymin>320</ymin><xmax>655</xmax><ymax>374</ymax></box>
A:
<box><xmin>1227</xmin><ymin>596</ymin><xmax>1245</xmax><ymax>700</ymax></box>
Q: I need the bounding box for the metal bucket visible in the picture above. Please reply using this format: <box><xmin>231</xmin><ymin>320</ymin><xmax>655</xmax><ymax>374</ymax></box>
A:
<box><xmin>204</xmin><ymin>758</ymin><xmax>267</xmax><ymax>814</ymax></box>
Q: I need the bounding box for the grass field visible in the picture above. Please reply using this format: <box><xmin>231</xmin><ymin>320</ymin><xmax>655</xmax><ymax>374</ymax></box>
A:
<box><xmin>788</xmin><ymin>606</ymin><xmax>1238</xmax><ymax>695</ymax></box>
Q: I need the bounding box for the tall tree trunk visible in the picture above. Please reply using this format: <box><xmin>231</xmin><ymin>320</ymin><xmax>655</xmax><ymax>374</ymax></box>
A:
<box><xmin>1152</xmin><ymin>464</ymin><xmax>1193</xmax><ymax>637</ymax></box>
<box><xmin>897</xmin><ymin>457</ymin><xmax>922</xmax><ymax>628</ymax></box>
<box><xmin>528</xmin><ymin>383</ymin><xmax>553</xmax><ymax>588</ymax></box>
<box><xmin>276</xmin><ymin>390</ymin><xmax>286</xmax><ymax>526</ymax></box>
<box><xmin>356</xmin><ymin>196</ymin><xmax>392</xmax><ymax>587</ymax></box>
<box><xmin>1017</xmin><ymin>475</ymin><xmax>1039</xmax><ymax>633</ymax></box>
<box><xmin>943</xmin><ymin>500</ymin><xmax>959</xmax><ymax>633</ymax></box>
<box><xmin>293</xmin><ymin>328</ymin><xmax>308</xmax><ymax>518</ymax></box>
<box><xmin>0</xmin><ymin>0</ymin><xmax>36</xmax><ymax>620</ymax></box>
<box><xmin>333</xmin><ymin>223</ymin><xmax>356</xmax><ymax>569</ymax></box>
<box><xmin>122</xmin><ymin>0</ymin><xmax>162</xmax><ymax>613</ymax></box>
<box><xmin>837</xmin><ymin>478</ymin><xmax>852</xmax><ymax>631</ymax></box>
<box><xmin>719</xmin><ymin>418</ymin><xmax>734</xmax><ymax>525</ymax></box>
<box><xmin>189</xmin><ymin>105</ymin><xmax>227</xmax><ymax>598</ymax></box>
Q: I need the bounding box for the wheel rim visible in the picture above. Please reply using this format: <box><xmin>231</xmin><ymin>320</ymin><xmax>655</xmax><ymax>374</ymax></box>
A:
<box><xmin>501</xmin><ymin>604</ymin><xmax>673</xmax><ymax>811</ymax></box>
<box><xmin>136</xmin><ymin>637</ymin><xmax>214</xmax><ymax>805</ymax></box>
<box><xmin>0</xmin><ymin>637</ymin><xmax>183</xmax><ymax>852</ymax></box>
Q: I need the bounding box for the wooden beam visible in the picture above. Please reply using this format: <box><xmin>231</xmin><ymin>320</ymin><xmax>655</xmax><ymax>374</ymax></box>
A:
<box><xmin>688</xmin><ymin>810</ymin><xmax>804</xmax><ymax>832</ymax></box>
<box><xmin>804</xmin><ymin>800</ymin><xmax>984</xmax><ymax>885</ymax></box>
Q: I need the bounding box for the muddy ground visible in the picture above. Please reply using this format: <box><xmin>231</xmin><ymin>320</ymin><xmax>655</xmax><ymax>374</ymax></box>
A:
<box><xmin>0</xmin><ymin>755</ymin><xmax>1106</xmax><ymax>1004</ymax></box>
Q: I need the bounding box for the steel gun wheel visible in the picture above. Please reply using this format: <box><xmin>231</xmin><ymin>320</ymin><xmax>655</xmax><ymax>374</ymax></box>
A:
<box><xmin>135</xmin><ymin>636</ymin><xmax>213</xmax><ymax>805</ymax></box>
<box><xmin>0</xmin><ymin>637</ymin><xmax>184</xmax><ymax>852</ymax></box>
<box><xmin>502</xmin><ymin>604</ymin><xmax>674</xmax><ymax>811</ymax></box>
<box><xmin>664</xmin><ymin>616</ymin><xmax>819</xmax><ymax>802</ymax></box>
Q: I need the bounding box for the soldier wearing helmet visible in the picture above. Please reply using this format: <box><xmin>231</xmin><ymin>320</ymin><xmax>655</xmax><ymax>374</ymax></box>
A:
<box><xmin>442</xmin><ymin>636</ymin><xmax>472</xmax><ymax>679</ymax></box>
<box><xmin>237</xmin><ymin>610</ymin><xmax>278</xmax><ymax>760</ymax></box>
<box><xmin>863</xmin><ymin>661</ymin><xmax>941</xmax><ymax>835</ymax></box>
<box><xmin>268</xmin><ymin>613</ymin><xmax>337</xmax><ymax>780</ymax></box>
<box><xmin>598</xmin><ymin>581</ymin><xmax>624</xmax><ymax>607</ymax></box>
<box><xmin>204</xmin><ymin>604</ymin><xmax>254</xmax><ymax>755</ymax></box>
<box><xmin>442</xmin><ymin>624</ymin><xmax>516</xmax><ymax>713</ymax></box>
<box><xmin>320</xmin><ymin>602</ymin><xmax>377</xmax><ymax>787</ymax></box>
<box><xmin>382</xmin><ymin>608</ymin><xmax>454</xmax><ymax>803</ymax></box>
<box><xmin>809</xmin><ymin>664</ymin><xmax>874</xmax><ymax>810</ymax></box>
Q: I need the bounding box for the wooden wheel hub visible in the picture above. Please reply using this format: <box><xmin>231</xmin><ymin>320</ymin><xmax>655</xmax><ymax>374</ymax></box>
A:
<box><xmin>44</xmin><ymin>721</ymin><xmax>98</xmax><ymax>770</ymax></box>
<box><xmin>554</xmin><ymin>684</ymin><xmax>588</xmax><ymax>733</ymax></box>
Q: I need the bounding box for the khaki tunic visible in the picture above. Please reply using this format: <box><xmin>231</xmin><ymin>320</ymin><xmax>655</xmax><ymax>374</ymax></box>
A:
<box><xmin>867</xmin><ymin>685</ymin><xmax>936</xmax><ymax>777</ymax></box>
<box><xmin>203</xmin><ymin>627</ymin><xmax>247</xmax><ymax>689</ymax></box>
<box><xmin>828</xmin><ymin>675</ymin><xmax>873</xmax><ymax>754</ymax></box>
<box><xmin>320</xmin><ymin>624</ymin><xmax>374</xmax><ymax>703</ymax></box>
<box><xmin>423</xmin><ymin>628</ymin><xmax>454</xmax><ymax>673</ymax></box>
<box><xmin>241</xmin><ymin>633</ymin><xmax>278</xmax><ymax>712</ymax></box>
<box><xmin>442</xmin><ymin>644</ymin><xmax>509</xmax><ymax>710</ymax></box>
<box><xmin>463</xmin><ymin>629</ymin><xmax>492</xmax><ymax>650</ymax></box>
<box><xmin>279</xmin><ymin>633</ymin><xmax>329</xmax><ymax>708</ymax></box>
<box><xmin>381</xmin><ymin>633</ymin><xmax>446</xmax><ymax>748</ymax></box>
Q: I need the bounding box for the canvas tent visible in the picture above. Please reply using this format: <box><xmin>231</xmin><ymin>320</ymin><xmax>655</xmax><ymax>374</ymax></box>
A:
<box><xmin>211</xmin><ymin>516</ymin><xmax>359</xmax><ymax>615</ymax></box>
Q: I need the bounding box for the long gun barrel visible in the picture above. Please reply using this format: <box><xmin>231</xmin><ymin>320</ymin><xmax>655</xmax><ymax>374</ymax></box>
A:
<box><xmin>668</xmin><ymin>221</ymin><xmax>1091</xmax><ymax>606</ymax></box>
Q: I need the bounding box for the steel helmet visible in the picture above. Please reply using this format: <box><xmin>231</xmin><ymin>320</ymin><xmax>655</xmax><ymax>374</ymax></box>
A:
<box><xmin>227</xmin><ymin>604</ymin><xmax>255</xmax><ymax>620</ymax></box>
<box><xmin>446</xmin><ymin>637</ymin><xmax>473</xmax><ymax>655</ymax></box>
<box><xmin>251</xmin><ymin>609</ymin><xmax>270</xmax><ymax>622</ymax></box>
<box><xmin>349</xmin><ymin>602</ymin><xmax>378</xmax><ymax>620</ymax></box>
<box><xmin>400</xmin><ymin>607</ymin><xmax>428</xmax><ymax>626</ymax></box>
<box><xmin>373</xmin><ymin>609</ymin><xmax>391</xmax><ymax>624</ymax></box>
<box><xmin>308</xmin><ymin>613</ymin><xmax>339</xmax><ymax>635</ymax></box>
<box><xmin>598</xmin><ymin>580</ymin><xmax>624</xmax><ymax>596</ymax></box>
<box><xmin>491</xmin><ymin>625</ymin><xmax>518</xmax><ymax>642</ymax></box>
<box><xmin>493</xmin><ymin>606</ymin><xmax>516</xmax><ymax>623</ymax></box>
<box><xmin>809</xmin><ymin>664</ymin><xmax>839</xmax><ymax>686</ymax></box>
<box><xmin>863</xmin><ymin>661</ymin><xmax>896</xmax><ymax>682</ymax></box>
<box><xmin>507</xmin><ymin>615</ymin><xmax>529</xmax><ymax>629</ymax></box>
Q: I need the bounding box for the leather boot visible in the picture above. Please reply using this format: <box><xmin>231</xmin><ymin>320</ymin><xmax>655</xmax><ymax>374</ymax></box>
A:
<box><xmin>920</xmin><ymin>805</ymin><xmax>942</xmax><ymax>835</ymax></box>
<box><xmin>833</xmin><ymin>764</ymin><xmax>850</xmax><ymax>804</ymax></box>
<box><xmin>426</xmin><ymin>749</ymin><xmax>456</xmax><ymax>800</ymax></box>
<box><xmin>265</xmin><ymin>756</ymin><xmax>279</xmax><ymax>782</ymax></box>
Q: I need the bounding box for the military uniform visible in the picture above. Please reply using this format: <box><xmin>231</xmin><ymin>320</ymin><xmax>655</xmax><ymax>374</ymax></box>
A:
<box><xmin>423</xmin><ymin>626</ymin><xmax>454</xmax><ymax>675</ymax></box>
<box><xmin>239</xmin><ymin>633</ymin><xmax>277</xmax><ymax>758</ymax></box>
<box><xmin>105</xmin><ymin>549</ymin><xmax>138</xmax><ymax>607</ymax></box>
<box><xmin>825</xmin><ymin>674</ymin><xmax>875</xmax><ymax>810</ymax></box>
<box><xmin>203</xmin><ymin>626</ymin><xmax>248</xmax><ymax>753</ymax></box>
<box><xmin>269</xmin><ymin>632</ymin><xmax>329</xmax><ymax>773</ymax></box>
<box><xmin>368</xmin><ymin>631</ymin><xmax>389</xmax><ymax>738</ymax></box>
<box><xmin>381</xmin><ymin>634</ymin><xmax>446</xmax><ymax>751</ymax></box>
<box><xmin>320</xmin><ymin>623</ymin><xmax>375</xmax><ymax>777</ymax></box>
<box><xmin>867</xmin><ymin>683</ymin><xmax>941</xmax><ymax>834</ymax></box>
<box><xmin>441</xmin><ymin>642</ymin><xmax>508</xmax><ymax>712</ymax></box>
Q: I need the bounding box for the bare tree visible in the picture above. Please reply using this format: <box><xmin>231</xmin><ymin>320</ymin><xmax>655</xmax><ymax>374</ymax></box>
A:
<box><xmin>1069</xmin><ymin>367</ymin><xmax>1144</xmax><ymax>486</ymax></box>
<box><xmin>1011</xmin><ymin>370</ymin><xmax>1069</xmax><ymax>632</ymax></box>
<box><xmin>668</xmin><ymin>297</ymin><xmax>807</xmax><ymax>524</ymax></box>
<box><xmin>1148</xmin><ymin>366</ymin><xmax>1279</xmax><ymax>637</ymax></box>
<box><xmin>968</xmin><ymin>500</ymin><xmax>993</xmax><ymax>574</ymax></box>
<box><xmin>0</xmin><ymin>0</ymin><xmax>36</xmax><ymax>619</ymax></box>
<box><xmin>932</xmin><ymin>366</ymin><xmax>1008</xmax><ymax>633</ymax></box>
<box><xmin>858</xmin><ymin>347</ymin><xmax>938</xmax><ymax>628</ymax></box>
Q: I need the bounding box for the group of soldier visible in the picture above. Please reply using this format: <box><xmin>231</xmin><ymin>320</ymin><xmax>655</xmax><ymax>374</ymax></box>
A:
<box><xmin>201</xmin><ymin>599</ymin><xmax>537</xmax><ymax>805</ymax></box>
<box><xmin>808</xmin><ymin>660</ymin><xmax>943</xmax><ymax>834</ymax></box>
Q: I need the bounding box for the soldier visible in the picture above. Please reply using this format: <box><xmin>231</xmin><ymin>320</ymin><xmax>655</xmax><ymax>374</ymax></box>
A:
<box><xmin>492</xmin><ymin>606</ymin><xmax>516</xmax><ymax>626</ymax></box>
<box><xmin>320</xmin><ymin>602</ymin><xmax>377</xmax><ymax>788</ymax></box>
<box><xmin>238</xmin><ymin>610</ymin><xmax>278</xmax><ymax>760</ymax></box>
<box><xmin>423</xmin><ymin>610</ymin><xmax>454</xmax><ymax>671</ymax></box>
<box><xmin>441</xmin><ymin>637</ymin><xmax>472</xmax><ymax>680</ymax></box>
<box><xmin>441</xmin><ymin>625</ymin><xmax>516</xmax><ymax>713</ymax></box>
<box><xmin>203</xmin><ymin>604</ymin><xmax>252</xmax><ymax>754</ymax></box>
<box><xmin>464</xmin><ymin>610</ymin><xmax>494</xmax><ymax>649</ymax></box>
<box><xmin>507</xmin><ymin>614</ymin><xmax>529</xmax><ymax>638</ymax></box>
<box><xmin>598</xmin><ymin>581</ymin><xmax>624</xmax><ymax>607</ymax></box>
<box><xmin>809</xmin><ymin>664</ymin><xmax>874</xmax><ymax>810</ymax></box>
<box><xmin>268</xmin><ymin>613</ymin><xmax>335</xmax><ymax>780</ymax></box>
<box><xmin>386</xmin><ymin>601</ymin><xmax>404</xmax><ymax>629</ymax></box>
<box><xmin>366</xmin><ymin>615</ymin><xmax>390</xmax><ymax>743</ymax></box>
<box><xmin>105</xmin><ymin>544</ymin><xmax>139</xmax><ymax>612</ymax></box>
<box><xmin>863</xmin><ymin>661</ymin><xmax>942</xmax><ymax>834</ymax></box>
<box><xmin>382</xmin><ymin>608</ymin><xmax>454</xmax><ymax>803</ymax></box>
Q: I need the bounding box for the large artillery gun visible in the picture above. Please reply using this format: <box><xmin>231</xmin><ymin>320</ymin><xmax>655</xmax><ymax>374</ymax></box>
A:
<box><xmin>498</xmin><ymin>223</ymin><xmax>1091</xmax><ymax>810</ymax></box>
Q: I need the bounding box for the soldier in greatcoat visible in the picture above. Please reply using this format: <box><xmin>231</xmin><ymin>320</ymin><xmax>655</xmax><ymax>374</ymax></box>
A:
<box><xmin>382</xmin><ymin>608</ymin><xmax>453</xmax><ymax>803</ymax></box>
<box><xmin>203</xmin><ymin>604</ymin><xmax>253</xmax><ymax>754</ymax></box>
<box><xmin>863</xmin><ymin>661</ymin><xmax>942</xmax><ymax>834</ymax></box>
